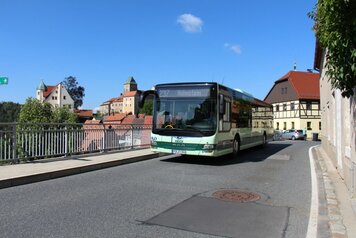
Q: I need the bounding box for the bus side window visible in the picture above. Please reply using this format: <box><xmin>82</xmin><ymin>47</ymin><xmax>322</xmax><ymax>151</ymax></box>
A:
<box><xmin>219</xmin><ymin>95</ymin><xmax>231</xmax><ymax>131</ymax></box>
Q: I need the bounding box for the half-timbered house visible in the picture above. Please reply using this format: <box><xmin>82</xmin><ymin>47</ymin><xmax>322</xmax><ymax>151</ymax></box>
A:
<box><xmin>264</xmin><ymin>71</ymin><xmax>321</xmax><ymax>138</ymax></box>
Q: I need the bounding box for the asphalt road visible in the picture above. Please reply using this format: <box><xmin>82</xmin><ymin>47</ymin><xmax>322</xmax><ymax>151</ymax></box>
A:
<box><xmin>0</xmin><ymin>141</ymin><xmax>320</xmax><ymax>238</ymax></box>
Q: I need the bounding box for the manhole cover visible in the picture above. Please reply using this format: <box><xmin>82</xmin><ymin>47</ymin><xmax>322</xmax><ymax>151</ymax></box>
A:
<box><xmin>212</xmin><ymin>190</ymin><xmax>261</xmax><ymax>203</ymax></box>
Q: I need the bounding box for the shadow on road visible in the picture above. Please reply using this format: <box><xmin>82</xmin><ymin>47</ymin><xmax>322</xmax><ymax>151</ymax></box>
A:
<box><xmin>160</xmin><ymin>142</ymin><xmax>293</xmax><ymax>166</ymax></box>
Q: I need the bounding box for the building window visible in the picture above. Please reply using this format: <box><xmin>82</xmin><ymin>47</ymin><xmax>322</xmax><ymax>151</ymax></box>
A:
<box><xmin>276</xmin><ymin>122</ymin><xmax>279</xmax><ymax>130</ymax></box>
<box><xmin>307</xmin><ymin>121</ymin><xmax>312</xmax><ymax>130</ymax></box>
<box><xmin>319</xmin><ymin>122</ymin><xmax>321</xmax><ymax>130</ymax></box>
<box><xmin>63</xmin><ymin>96</ymin><xmax>66</xmax><ymax>100</ymax></box>
<box><xmin>276</xmin><ymin>105</ymin><xmax>279</xmax><ymax>111</ymax></box>
<box><xmin>306</xmin><ymin>102</ymin><xmax>312</xmax><ymax>110</ymax></box>
<box><xmin>283</xmin><ymin>104</ymin><xmax>287</xmax><ymax>111</ymax></box>
<box><xmin>291</xmin><ymin>122</ymin><xmax>295</xmax><ymax>129</ymax></box>
<box><xmin>291</xmin><ymin>102</ymin><xmax>295</xmax><ymax>110</ymax></box>
<box><xmin>68</xmin><ymin>105</ymin><xmax>71</xmax><ymax>109</ymax></box>
<box><xmin>283</xmin><ymin>122</ymin><xmax>287</xmax><ymax>130</ymax></box>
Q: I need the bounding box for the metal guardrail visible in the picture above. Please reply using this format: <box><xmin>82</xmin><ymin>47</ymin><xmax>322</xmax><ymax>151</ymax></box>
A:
<box><xmin>0</xmin><ymin>123</ymin><xmax>152</xmax><ymax>162</ymax></box>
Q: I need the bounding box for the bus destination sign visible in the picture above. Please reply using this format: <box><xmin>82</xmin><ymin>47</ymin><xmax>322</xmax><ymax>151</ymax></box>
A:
<box><xmin>158</xmin><ymin>88</ymin><xmax>210</xmax><ymax>98</ymax></box>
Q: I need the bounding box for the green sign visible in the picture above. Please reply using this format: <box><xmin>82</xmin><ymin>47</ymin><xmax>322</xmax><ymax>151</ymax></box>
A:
<box><xmin>0</xmin><ymin>77</ymin><xmax>8</xmax><ymax>85</ymax></box>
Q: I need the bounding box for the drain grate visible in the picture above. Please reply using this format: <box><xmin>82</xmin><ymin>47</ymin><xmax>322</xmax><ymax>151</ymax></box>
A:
<box><xmin>212</xmin><ymin>189</ymin><xmax>261</xmax><ymax>203</ymax></box>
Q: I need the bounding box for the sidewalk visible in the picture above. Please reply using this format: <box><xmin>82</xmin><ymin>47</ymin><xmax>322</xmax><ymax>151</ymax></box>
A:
<box><xmin>0</xmin><ymin>148</ymin><xmax>159</xmax><ymax>189</ymax></box>
<box><xmin>312</xmin><ymin>145</ymin><xmax>356</xmax><ymax>238</ymax></box>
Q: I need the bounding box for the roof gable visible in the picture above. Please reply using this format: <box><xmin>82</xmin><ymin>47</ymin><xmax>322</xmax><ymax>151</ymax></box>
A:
<box><xmin>264</xmin><ymin>71</ymin><xmax>320</xmax><ymax>103</ymax></box>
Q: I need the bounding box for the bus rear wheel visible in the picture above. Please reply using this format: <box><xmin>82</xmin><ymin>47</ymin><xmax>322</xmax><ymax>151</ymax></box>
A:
<box><xmin>232</xmin><ymin>137</ymin><xmax>241</xmax><ymax>161</ymax></box>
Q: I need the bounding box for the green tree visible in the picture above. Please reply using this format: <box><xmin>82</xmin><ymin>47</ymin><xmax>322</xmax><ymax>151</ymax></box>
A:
<box><xmin>63</xmin><ymin>76</ymin><xmax>85</xmax><ymax>109</ymax></box>
<box><xmin>51</xmin><ymin>107</ymin><xmax>78</xmax><ymax>123</ymax></box>
<box><xmin>0</xmin><ymin>102</ymin><xmax>22</xmax><ymax>122</ymax></box>
<box><xmin>309</xmin><ymin>0</ymin><xmax>356</xmax><ymax>97</ymax></box>
<box><xmin>94</xmin><ymin>110</ymin><xmax>104</xmax><ymax>120</ymax></box>
<box><xmin>139</xmin><ymin>99</ymin><xmax>153</xmax><ymax>115</ymax></box>
<box><xmin>18</xmin><ymin>97</ymin><xmax>52</xmax><ymax>123</ymax></box>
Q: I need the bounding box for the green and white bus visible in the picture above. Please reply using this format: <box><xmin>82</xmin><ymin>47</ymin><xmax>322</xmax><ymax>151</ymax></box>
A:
<box><xmin>139</xmin><ymin>82</ymin><xmax>273</xmax><ymax>159</ymax></box>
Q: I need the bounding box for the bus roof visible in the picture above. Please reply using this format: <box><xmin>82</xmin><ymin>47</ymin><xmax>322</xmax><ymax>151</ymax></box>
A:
<box><xmin>153</xmin><ymin>82</ymin><xmax>267</xmax><ymax>105</ymax></box>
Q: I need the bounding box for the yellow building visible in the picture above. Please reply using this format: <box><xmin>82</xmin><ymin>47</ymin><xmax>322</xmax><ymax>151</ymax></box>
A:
<box><xmin>100</xmin><ymin>76</ymin><xmax>140</xmax><ymax>115</ymax></box>
<box><xmin>264</xmin><ymin>71</ymin><xmax>321</xmax><ymax>139</ymax></box>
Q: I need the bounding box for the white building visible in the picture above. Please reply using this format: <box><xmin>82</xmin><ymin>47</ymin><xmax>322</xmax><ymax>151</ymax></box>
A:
<box><xmin>315</xmin><ymin>43</ymin><xmax>356</xmax><ymax>198</ymax></box>
<box><xmin>36</xmin><ymin>80</ymin><xmax>74</xmax><ymax>111</ymax></box>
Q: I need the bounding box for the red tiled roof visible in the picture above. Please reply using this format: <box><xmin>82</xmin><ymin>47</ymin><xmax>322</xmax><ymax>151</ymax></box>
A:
<box><xmin>123</xmin><ymin>91</ymin><xmax>138</xmax><ymax>97</ymax></box>
<box><xmin>113</xmin><ymin>97</ymin><xmax>123</xmax><ymax>102</ymax></box>
<box><xmin>84</xmin><ymin>119</ymin><xmax>102</xmax><ymax>125</ymax></box>
<box><xmin>252</xmin><ymin>98</ymin><xmax>271</xmax><ymax>107</ymax></box>
<box><xmin>133</xmin><ymin>117</ymin><xmax>144</xmax><ymax>125</ymax></box>
<box><xmin>75</xmin><ymin>110</ymin><xmax>93</xmax><ymax>118</ymax></box>
<box><xmin>83</xmin><ymin>119</ymin><xmax>104</xmax><ymax>129</ymax></box>
<box><xmin>144</xmin><ymin>116</ymin><xmax>153</xmax><ymax>125</ymax></box>
<box><xmin>104</xmin><ymin>113</ymin><xmax>127</xmax><ymax>122</ymax></box>
<box><xmin>101</xmin><ymin>97</ymin><xmax>123</xmax><ymax>106</ymax></box>
<box><xmin>121</xmin><ymin>115</ymin><xmax>135</xmax><ymax>124</ymax></box>
<box><xmin>43</xmin><ymin>85</ymin><xmax>57</xmax><ymax>98</ymax></box>
<box><xmin>275</xmin><ymin>71</ymin><xmax>320</xmax><ymax>100</ymax></box>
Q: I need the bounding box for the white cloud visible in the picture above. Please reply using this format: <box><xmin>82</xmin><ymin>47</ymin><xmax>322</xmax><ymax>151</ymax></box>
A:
<box><xmin>177</xmin><ymin>13</ymin><xmax>203</xmax><ymax>33</ymax></box>
<box><xmin>224</xmin><ymin>43</ymin><xmax>242</xmax><ymax>54</ymax></box>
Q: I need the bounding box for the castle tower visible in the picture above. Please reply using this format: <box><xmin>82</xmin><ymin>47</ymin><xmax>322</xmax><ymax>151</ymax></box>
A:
<box><xmin>36</xmin><ymin>80</ymin><xmax>47</xmax><ymax>102</ymax></box>
<box><xmin>123</xmin><ymin>76</ymin><xmax>137</xmax><ymax>93</ymax></box>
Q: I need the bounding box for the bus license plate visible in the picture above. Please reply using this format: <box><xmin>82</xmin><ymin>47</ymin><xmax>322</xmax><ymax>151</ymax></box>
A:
<box><xmin>173</xmin><ymin>150</ymin><xmax>186</xmax><ymax>155</ymax></box>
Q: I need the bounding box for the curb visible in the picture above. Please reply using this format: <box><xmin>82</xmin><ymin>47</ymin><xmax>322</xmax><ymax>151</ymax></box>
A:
<box><xmin>0</xmin><ymin>153</ymin><xmax>159</xmax><ymax>190</ymax></box>
<box><xmin>312</xmin><ymin>146</ymin><xmax>348</xmax><ymax>238</ymax></box>
<box><xmin>307</xmin><ymin>145</ymin><xmax>331</xmax><ymax>238</ymax></box>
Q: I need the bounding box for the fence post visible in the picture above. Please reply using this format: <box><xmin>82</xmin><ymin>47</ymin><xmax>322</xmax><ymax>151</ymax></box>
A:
<box><xmin>64</xmin><ymin>126</ymin><xmax>68</xmax><ymax>157</ymax></box>
<box><xmin>102</xmin><ymin>127</ymin><xmax>106</xmax><ymax>153</ymax></box>
<box><xmin>131</xmin><ymin>125</ymin><xmax>134</xmax><ymax>149</ymax></box>
<box><xmin>12</xmin><ymin>124</ymin><xmax>18</xmax><ymax>163</ymax></box>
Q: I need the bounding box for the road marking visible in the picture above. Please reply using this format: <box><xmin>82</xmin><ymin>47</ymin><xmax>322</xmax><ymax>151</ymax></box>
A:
<box><xmin>306</xmin><ymin>145</ymin><xmax>319</xmax><ymax>238</ymax></box>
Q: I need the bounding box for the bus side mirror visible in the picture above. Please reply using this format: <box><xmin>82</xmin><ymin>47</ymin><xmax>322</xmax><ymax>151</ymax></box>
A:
<box><xmin>138</xmin><ymin>90</ymin><xmax>160</xmax><ymax>115</ymax></box>
<box><xmin>219</xmin><ymin>94</ymin><xmax>225</xmax><ymax>115</ymax></box>
<box><xmin>139</xmin><ymin>90</ymin><xmax>158</xmax><ymax>108</ymax></box>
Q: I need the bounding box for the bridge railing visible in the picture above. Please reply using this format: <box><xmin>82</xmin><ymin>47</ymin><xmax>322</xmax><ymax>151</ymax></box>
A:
<box><xmin>0</xmin><ymin>123</ymin><xmax>152</xmax><ymax>162</ymax></box>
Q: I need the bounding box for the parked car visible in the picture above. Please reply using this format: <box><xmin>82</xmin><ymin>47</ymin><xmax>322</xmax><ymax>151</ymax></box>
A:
<box><xmin>281</xmin><ymin>129</ymin><xmax>305</xmax><ymax>140</ymax></box>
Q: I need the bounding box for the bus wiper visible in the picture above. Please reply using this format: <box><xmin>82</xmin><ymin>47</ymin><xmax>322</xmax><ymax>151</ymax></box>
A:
<box><xmin>185</xmin><ymin>125</ymin><xmax>204</xmax><ymax>135</ymax></box>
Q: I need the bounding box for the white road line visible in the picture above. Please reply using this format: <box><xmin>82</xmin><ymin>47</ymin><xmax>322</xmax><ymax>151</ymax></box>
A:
<box><xmin>306</xmin><ymin>145</ymin><xmax>319</xmax><ymax>238</ymax></box>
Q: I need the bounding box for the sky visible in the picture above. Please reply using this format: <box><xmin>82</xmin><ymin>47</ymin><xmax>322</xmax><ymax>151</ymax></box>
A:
<box><xmin>0</xmin><ymin>0</ymin><xmax>318</xmax><ymax>111</ymax></box>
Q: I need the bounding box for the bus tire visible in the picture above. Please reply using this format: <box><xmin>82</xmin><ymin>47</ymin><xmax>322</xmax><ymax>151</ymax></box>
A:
<box><xmin>263</xmin><ymin>133</ymin><xmax>267</xmax><ymax>145</ymax></box>
<box><xmin>232</xmin><ymin>136</ymin><xmax>241</xmax><ymax>161</ymax></box>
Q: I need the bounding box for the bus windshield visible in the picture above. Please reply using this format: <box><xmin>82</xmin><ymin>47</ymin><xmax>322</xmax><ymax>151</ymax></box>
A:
<box><xmin>153</xmin><ymin>85</ymin><xmax>217</xmax><ymax>137</ymax></box>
